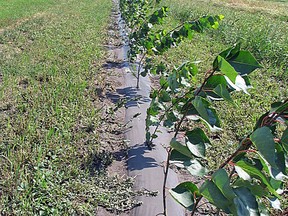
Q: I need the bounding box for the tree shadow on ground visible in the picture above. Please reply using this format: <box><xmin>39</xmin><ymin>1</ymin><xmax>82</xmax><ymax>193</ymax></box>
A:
<box><xmin>127</xmin><ymin>144</ymin><xmax>158</xmax><ymax>171</ymax></box>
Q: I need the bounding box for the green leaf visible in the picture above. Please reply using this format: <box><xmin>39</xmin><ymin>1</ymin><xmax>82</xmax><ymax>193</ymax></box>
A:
<box><xmin>268</xmin><ymin>197</ymin><xmax>282</xmax><ymax>210</ymax></box>
<box><xmin>242</xmin><ymin>75</ymin><xmax>252</xmax><ymax>87</ymax></box>
<box><xmin>269</xmin><ymin>178</ymin><xmax>283</xmax><ymax>193</ymax></box>
<box><xmin>150</xmin><ymin>89</ymin><xmax>158</xmax><ymax>99</ymax></box>
<box><xmin>217</xmin><ymin>14</ymin><xmax>225</xmax><ymax>21</ymax></box>
<box><xmin>226</xmin><ymin>74</ymin><xmax>251</xmax><ymax>94</ymax></box>
<box><xmin>151</xmin><ymin>134</ymin><xmax>158</xmax><ymax>139</ymax></box>
<box><xmin>146</xmin><ymin>115</ymin><xmax>160</xmax><ymax>127</ymax></box>
<box><xmin>170</xmin><ymin>138</ymin><xmax>194</xmax><ymax>159</ymax></box>
<box><xmin>159</xmin><ymin>90</ymin><xmax>171</xmax><ymax>102</ymax></box>
<box><xmin>213</xmin><ymin>84</ymin><xmax>235</xmax><ymax>105</ymax></box>
<box><xmin>212</xmin><ymin>169</ymin><xmax>236</xmax><ymax>201</ymax></box>
<box><xmin>219</xmin><ymin>43</ymin><xmax>241</xmax><ymax>60</ymax></box>
<box><xmin>281</xmin><ymin>128</ymin><xmax>288</xmax><ymax>153</ymax></box>
<box><xmin>185</xmin><ymin>128</ymin><xmax>210</xmax><ymax>158</ymax></box>
<box><xmin>257</xmin><ymin>199</ymin><xmax>270</xmax><ymax>216</ymax></box>
<box><xmin>235</xmin><ymin>160</ymin><xmax>280</xmax><ymax>198</ymax></box>
<box><xmin>146</xmin><ymin>131</ymin><xmax>151</xmax><ymax>142</ymax></box>
<box><xmin>250</xmin><ymin>127</ymin><xmax>277</xmax><ymax>168</ymax></box>
<box><xmin>147</xmin><ymin>100</ymin><xmax>160</xmax><ymax>116</ymax></box>
<box><xmin>233</xmin><ymin>187</ymin><xmax>260</xmax><ymax>216</ymax></box>
<box><xmin>140</xmin><ymin>70</ymin><xmax>148</xmax><ymax>77</ymax></box>
<box><xmin>214</xmin><ymin>56</ymin><xmax>238</xmax><ymax>83</ymax></box>
<box><xmin>184</xmin><ymin>159</ymin><xmax>208</xmax><ymax>176</ymax></box>
<box><xmin>274</xmin><ymin>143</ymin><xmax>287</xmax><ymax>176</ymax></box>
<box><xmin>178</xmin><ymin>61</ymin><xmax>198</xmax><ymax>77</ymax></box>
<box><xmin>233</xmin><ymin>179</ymin><xmax>269</xmax><ymax>197</ymax></box>
<box><xmin>170</xmin><ymin>150</ymin><xmax>208</xmax><ymax>176</ymax></box>
<box><xmin>256</xmin><ymin>153</ymin><xmax>287</xmax><ymax>181</ymax></box>
<box><xmin>167</xmin><ymin>71</ymin><xmax>178</xmax><ymax>92</ymax></box>
<box><xmin>235</xmin><ymin>165</ymin><xmax>252</xmax><ymax>181</ymax></box>
<box><xmin>199</xmin><ymin>180</ymin><xmax>232</xmax><ymax>213</ymax></box>
<box><xmin>163</xmin><ymin>111</ymin><xmax>178</xmax><ymax>128</ymax></box>
<box><xmin>270</xmin><ymin>101</ymin><xmax>288</xmax><ymax>114</ymax></box>
<box><xmin>187</xmin><ymin>29</ymin><xmax>193</xmax><ymax>40</ymax></box>
<box><xmin>159</xmin><ymin>76</ymin><xmax>168</xmax><ymax>88</ymax></box>
<box><xmin>169</xmin><ymin>182</ymin><xmax>199</xmax><ymax>211</ymax></box>
<box><xmin>144</xmin><ymin>41</ymin><xmax>154</xmax><ymax>50</ymax></box>
<box><xmin>206</xmin><ymin>107</ymin><xmax>221</xmax><ymax>128</ymax></box>
<box><xmin>227</xmin><ymin>50</ymin><xmax>262</xmax><ymax>75</ymax></box>
<box><xmin>170</xmin><ymin>149</ymin><xmax>191</xmax><ymax>162</ymax></box>
<box><xmin>192</xmin><ymin>96</ymin><xmax>209</xmax><ymax>123</ymax></box>
<box><xmin>205</xmin><ymin>74</ymin><xmax>227</xmax><ymax>89</ymax></box>
<box><xmin>186</xmin><ymin>111</ymin><xmax>222</xmax><ymax>132</ymax></box>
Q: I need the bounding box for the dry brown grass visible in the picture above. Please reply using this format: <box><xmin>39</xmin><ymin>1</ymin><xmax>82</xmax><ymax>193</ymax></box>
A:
<box><xmin>209</xmin><ymin>0</ymin><xmax>288</xmax><ymax>17</ymax></box>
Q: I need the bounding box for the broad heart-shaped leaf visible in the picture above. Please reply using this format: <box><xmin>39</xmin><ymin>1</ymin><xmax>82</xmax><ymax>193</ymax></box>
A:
<box><xmin>186</xmin><ymin>114</ymin><xmax>222</xmax><ymax>133</ymax></box>
<box><xmin>177</xmin><ymin>61</ymin><xmax>198</xmax><ymax>77</ymax></box>
<box><xmin>206</xmin><ymin>107</ymin><xmax>221</xmax><ymax>128</ymax></box>
<box><xmin>213</xmin><ymin>84</ymin><xmax>235</xmax><ymax>105</ymax></box>
<box><xmin>170</xmin><ymin>150</ymin><xmax>208</xmax><ymax>176</ymax></box>
<box><xmin>250</xmin><ymin>127</ymin><xmax>277</xmax><ymax>169</ymax></box>
<box><xmin>219</xmin><ymin>43</ymin><xmax>241</xmax><ymax>60</ymax></box>
<box><xmin>281</xmin><ymin>127</ymin><xmax>288</xmax><ymax>153</ymax></box>
<box><xmin>199</xmin><ymin>180</ymin><xmax>234</xmax><ymax>214</ymax></box>
<box><xmin>163</xmin><ymin>111</ymin><xmax>178</xmax><ymax>128</ymax></box>
<box><xmin>185</xmin><ymin>128</ymin><xmax>210</xmax><ymax>158</ymax></box>
<box><xmin>213</xmin><ymin>56</ymin><xmax>238</xmax><ymax>83</ymax></box>
<box><xmin>191</xmin><ymin>97</ymin><xmax>221</xmax><ymax>130</ymax></box>
<box><xmin>235</xmin><ymin>165</ymin><xmax>252</xmax><ymax>181</ymax></box>
<box><xmin>167</xmin><ymin>71</ymin><xmax>179</xmax><ymax>92</ymax></box>
<box><xmin>170</xmin><ymin>138</ymin><xmax>194</xmax><ymax>159</ymax></box>
<box><xmin>227</xmin><ymin>50</ymin><xmax>262</xmax><ymax>75</ymax></box>
<box><xmin>270</xmin><ymin>101</ymin><xmax>288</xmax><ymax>114</ymax></box>
<box><xmin>169</xmin><ymin>182</ymin><xmax>199</xmax><ymax>211</ymax></box>
<box><xmin>205</xmin><ymin>74</ymin><xmax>227</xmax><ymax>89</ymax></box>
<box><xmin>170</xmin><ymin>149</ymin><xmax>191</xmax><ymax>162</ymax></box>
<box><xmin>225</xmin><ymin>74</ymin><xmax>250</xmax><ymax>94</ymax></box>
<box><xmin>192</xmin><ymin>96</ymin><xmax>209</xmax><ymax>123</ymax></box>
<box><xmin>233</xmin><ymin>187</ymin><xmax>260</xmax><ymax>216</ymax></box>
<box><xmin>212</xmin><ymin>169</ymin><xmax>236</xmax><ymax>201</ymax></box>
<box><xmin>184</xmin><ymin>159</ymin><xmax>208</xmax><ymax>176</ymax></box>
<box><xmin>256</xmin><ymin>149</ymin><xmax>287</xmax><ymax>181</ymax></box>
<box><xmin>235</xmin><ymin>160</ymin><xmax>280</xmax><ymax>198</ymax></box>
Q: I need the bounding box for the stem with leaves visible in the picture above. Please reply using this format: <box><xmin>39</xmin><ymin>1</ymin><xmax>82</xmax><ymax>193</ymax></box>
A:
<box><xmin>120</xmin><ymin>0</ymin><xmax>288</xmax><ymax>215</ymax></box>
<box><xmin>161</xmin><ymin>68</ymin><xmax>216</xmax><ymax>215</ymax></box>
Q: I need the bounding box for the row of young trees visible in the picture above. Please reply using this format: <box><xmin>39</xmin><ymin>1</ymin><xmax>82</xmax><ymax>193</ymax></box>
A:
<box><xmin>119</xmin><ymin>0</ymin><xmax>288</xmax><ymax>215</ymax></box>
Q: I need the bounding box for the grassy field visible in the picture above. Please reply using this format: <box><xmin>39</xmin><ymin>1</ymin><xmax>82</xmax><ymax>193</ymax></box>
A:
<box><xmin>1</xmin><ymin>0</ymin><xmax>288</xmax><ymax>214</ymax></box>
<box><xmin>0</xmin><ymin>0</ymin><xmax>56</xmax><ymax>28</ymax></box>
<box><xmin>0</xmin><ymin>0</ymin><xmax>139</xmax><ymax>214</ymax></box>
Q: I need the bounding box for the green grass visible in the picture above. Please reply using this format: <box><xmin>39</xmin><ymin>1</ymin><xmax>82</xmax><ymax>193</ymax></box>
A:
<box><xmin>0</xmin><ymin>0</ymin><xmax>56</xmax><ymax>28</ymax></box>
<box><xmin>1</xmin><ymin>0</ymin><xmax>287</xmax><ymax>213</ymax></box>
<box><xmin>0</xmin><ymin>0</ymin><xmax>140</xmax><ymax>214</ymax></box>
